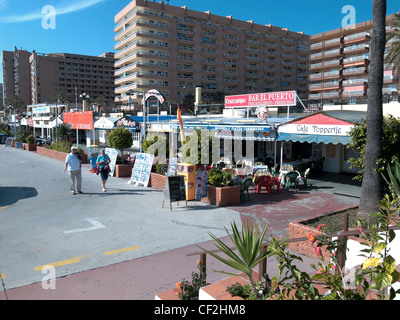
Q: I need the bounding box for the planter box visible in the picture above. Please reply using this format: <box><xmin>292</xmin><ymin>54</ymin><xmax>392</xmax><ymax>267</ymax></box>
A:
<box><xmin>148</xmin><ymin>172</ymin><xmax>167</xmax><ymax>189</ymax></box>
<box><xmin>288</xmin><ymin>206</ymin><xmax>357</xmax><ymax>260</ymax></box>
<box><xmin>288</xmin><ymin>220</ymin><xmax>331</xmax><ymax>260</ymax></box>
<box><xmin>206</xmin><ymin>185</ymin><xmax>241</xmax><ymax>207</ymax></box>
<box><xmin>36</xmin><ymin>146</ymin><xmax>88</xmax><ymax>163</ymax></box>
<box><xmin>23</xmin><ymin>143</ymin><xmax>37</xmax><ymax>151</ymax></box>
<box><xmin>114</xmin><ymin>164</ymin><xmax>133</xmax><ymax>177</ymax></box>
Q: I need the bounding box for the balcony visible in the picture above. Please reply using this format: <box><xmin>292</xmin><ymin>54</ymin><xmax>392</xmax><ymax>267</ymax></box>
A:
<box><xmin>343</xmin><ymin>44</ymin><xmax>369</xmax><ymax>54</ymax></box>
<box><xmin>343</xmin><ymin>32</ymin><xmax>370</xmax><ymax>44</ymax></box>
<box><xmin>342</xmin><ymin>67</ymin><xmax>368</xmax><ymax>76</ymax></box>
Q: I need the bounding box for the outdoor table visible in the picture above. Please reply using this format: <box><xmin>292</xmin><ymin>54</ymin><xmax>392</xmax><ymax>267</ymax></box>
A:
<box><xmin>253</xmin><ymin>164</ymin><xmax>269</xmax><ymax>174</ymax></box>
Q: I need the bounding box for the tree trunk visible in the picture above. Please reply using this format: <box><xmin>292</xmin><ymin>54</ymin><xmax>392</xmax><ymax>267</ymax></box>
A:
<box><xmin>359</xmin><ymin>0</ymin><xmax>387</xmax><ymax>215</ymax></box>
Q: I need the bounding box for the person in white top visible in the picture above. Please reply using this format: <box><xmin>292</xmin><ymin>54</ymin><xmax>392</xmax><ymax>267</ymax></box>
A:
<box><xmin>64</xmin><ymin>146</ymin><xmax>82</xmax><ymax>195</ymax></box>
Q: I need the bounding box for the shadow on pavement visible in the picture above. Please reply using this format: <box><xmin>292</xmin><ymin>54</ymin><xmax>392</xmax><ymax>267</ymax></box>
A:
<box><xmin>0</xmin><ymin>186</ymin><xmax>38</xmax><ymax>206</ymax></box>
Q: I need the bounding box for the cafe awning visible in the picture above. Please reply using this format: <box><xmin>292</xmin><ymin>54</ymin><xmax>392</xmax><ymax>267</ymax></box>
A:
<box><xmin>277</xmin><ymin>111</ymin><xmax>366</xmax><ymax>145</ymax></box>
<box><xmin>170</xmin><ymin>121</ymin><xmax>273</xmax><ymax>141</ymax></box>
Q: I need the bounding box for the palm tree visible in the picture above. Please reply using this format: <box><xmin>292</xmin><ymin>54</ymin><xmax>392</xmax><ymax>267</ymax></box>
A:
<box><xmin>385</xmin><ymin>13</ymin><xmax>400</xmax><ymax>67</ymax></box>
<box><xmin>359</xmin><ymin>0</ymin><xmax>387</xmax><ymax>215</ymax></box>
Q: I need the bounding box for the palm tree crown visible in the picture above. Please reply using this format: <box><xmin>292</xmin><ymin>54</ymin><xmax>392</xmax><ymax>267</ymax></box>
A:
<box><xmin>385</xmin><ymin>13</ymin><xmax>400</xmax><ymax>67</ymax></box>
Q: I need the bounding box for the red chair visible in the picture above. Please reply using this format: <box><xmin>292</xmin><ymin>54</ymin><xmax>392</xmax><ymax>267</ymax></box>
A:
<box><xmin>256</xmin><ymin>175</ymin><xmax>272</xmax><ymax>195</ymax></box>
<box><xmin>257</xmin><ymin>175</ymin><xmax>280</xmax><ymax>195</ymax></box>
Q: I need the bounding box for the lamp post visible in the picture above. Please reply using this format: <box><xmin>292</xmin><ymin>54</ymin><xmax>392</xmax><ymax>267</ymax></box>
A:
<box><xmin>79</xmin><ymin>92</ymin><xmax>90</xmax><ymax>111</ymax></box>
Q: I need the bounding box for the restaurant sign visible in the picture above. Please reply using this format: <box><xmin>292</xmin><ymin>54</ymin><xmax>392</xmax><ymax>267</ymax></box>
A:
<box><xmin>225</xmin><ymin>91</ymin><xmax>297</xmax><ymax>108</ymax></box>
<box><xmin>279</xmin><ymin>123</ymin><xmax>353</xmax><ymax>136</ymax></box>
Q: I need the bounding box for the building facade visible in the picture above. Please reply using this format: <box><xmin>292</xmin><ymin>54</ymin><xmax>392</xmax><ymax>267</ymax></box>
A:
<box><xmin>2</xmin><ymin>48</ymin><xmax>116</xmax><ymax>108</ymax></box>
<box><xmin>1</xmin><ymin>47</ymin><xmax>32</xmax><ymax>107</ymax></box>
<box><xmin>308</xmin><ymin>14</ymin><xmax>400</xmax><ymax>108</ymax></box>
<box><xmin>114</xmin><ymin>0</ymin><xmax>310</xmax><ymax>108</ymax></box>
<box><xmin>29</xmin><ymin>52</ymin><xmax>116</xmax><ymax>106</ymax></box>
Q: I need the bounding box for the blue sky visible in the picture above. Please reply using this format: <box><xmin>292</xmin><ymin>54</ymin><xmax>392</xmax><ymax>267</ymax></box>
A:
<box><xmin>0</xmin><ymin>0</ymin><xmax>399</xmax><ymax>79</ymax></box>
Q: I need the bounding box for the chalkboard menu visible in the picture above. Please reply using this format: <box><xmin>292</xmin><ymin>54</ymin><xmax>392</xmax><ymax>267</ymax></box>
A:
<box><xmin>168</xmin><ymin>175</ymin><xmax>186</xmax><ymax>202</ymax></box>
<box><xmin>162</xmin><ymin>175</ymin><xmax>187</xmax><ymax>210</ymax></box>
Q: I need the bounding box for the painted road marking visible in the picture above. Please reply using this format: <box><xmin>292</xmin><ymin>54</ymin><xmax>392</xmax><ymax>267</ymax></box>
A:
<box><xmin>104</xmin><ymin>246</ymin><xmax>140</xmax><ymax>256</ymax></box>
<box><xmin>0</xmin><ymin>206</ymin><xmax>8</xmax><ymax>211</ymax></box>
<box><xmin>64</xmin><ymin>218</ymin><xmax>105</xmax><ymax>234</ymax></box>
<box><xmin>33</xmin><ymin>246</ymin><xmax>139</xmax><ymax>272</ymax></box>
<box><xmin>34</xmin><ymin>257</ymin><xmax>82</xmax><ymax>271</ymax></box>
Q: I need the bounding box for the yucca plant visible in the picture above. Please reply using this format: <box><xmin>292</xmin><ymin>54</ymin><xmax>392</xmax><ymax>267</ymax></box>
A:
<box><xmin>383</xmin><ymin>160</ymin><xmax>400</xmax><ymax>199</ymax></box>
<box><xmin>198</xmin><ymin>220</ymin><xmax>269</xmax><ymax>299</ymax></box>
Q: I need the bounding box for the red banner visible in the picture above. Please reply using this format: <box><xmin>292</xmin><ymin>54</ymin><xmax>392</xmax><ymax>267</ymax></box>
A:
<box><xmin>63</xmin><ymin>111</ymin><xmax>94</xmax><ymax>130</ymax></box>
<box><xmin>225</xmin><ymin>91</ymin><xmax>297</xmax><ymax>108</ymax></box>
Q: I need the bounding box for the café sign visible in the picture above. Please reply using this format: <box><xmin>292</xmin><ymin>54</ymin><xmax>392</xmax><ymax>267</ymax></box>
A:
<box><xmin>225</xmin><ymin>91</ymin><xmax>297</xmax><ymax>108</ymax></box>
<box><xmin>279</xmin><ymin>123</ymin><xmax>353</xmax><ymax>136</ymax></box>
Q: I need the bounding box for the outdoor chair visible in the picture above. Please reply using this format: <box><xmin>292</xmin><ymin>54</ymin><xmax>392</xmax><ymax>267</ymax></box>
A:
<box><xmin>240</xmin><ymin>177</ymin><xmax>253</xmax><ymax>201</ymax></box>
<box><xmin>300</xmin><ymin>168</ymin><xmax>311</xmax><ymax>187</ymax></box>
<box><xmin>286</xmin><ymin>171</ymin><xmax>300</xmax><ymax>191</ymax></box>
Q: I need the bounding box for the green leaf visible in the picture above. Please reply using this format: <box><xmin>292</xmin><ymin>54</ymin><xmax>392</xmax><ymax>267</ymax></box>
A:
<box><xmin>373</xmin><ymin>242</ymin><xmax>386</xmax><ymax>255</ymax></box>
<box><xmin>383</xmin><ymin>255</ymin><xmax>397</xmax><ymax>274</ymax></box>
<box><xmin>376</xmin><ymin>273</ymin><xmax>392</xmax><ymax>291</ymax></box>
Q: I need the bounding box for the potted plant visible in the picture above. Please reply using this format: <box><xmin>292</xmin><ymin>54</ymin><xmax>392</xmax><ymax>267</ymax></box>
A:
<box><xmin>108</xmin><ymin>127</ymin><xmax>133</xmax><ymax>177</ymax></box>
<box><xmin>206</xmin><ymin>168</ymin><xmax>241</xmax><ymax>206</ymax></box>
<box><xmin>23</xmin><ymin>134</ymin><xmax>37</xmax><ymax>151</ymax></box>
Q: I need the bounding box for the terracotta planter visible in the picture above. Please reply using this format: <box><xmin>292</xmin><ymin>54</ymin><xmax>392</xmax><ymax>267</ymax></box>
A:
<box><xmin>148</xmin><ymin>172</ymin><xmax>167</xmax><ymax>189</ymax></box>
<box><xmin>23</xmin><ymin>143</ymin><xmax>37</xmax><ymax>151</ymax></box>
<box><xmin>207</xmin><ymin>185</ymin><xmax>241</xmax><ymax>207</ymax></box>
<box><xmin>114</xmin><ymin>164</ymin><xmax>133</xmax><ymax>177</ymax></box>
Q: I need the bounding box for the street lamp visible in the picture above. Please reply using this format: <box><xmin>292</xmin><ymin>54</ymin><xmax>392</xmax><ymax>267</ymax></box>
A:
<box><xmin>79</xmin><ymin>92</ymin><xmax>90</xmax><ymax>111</ymax></box>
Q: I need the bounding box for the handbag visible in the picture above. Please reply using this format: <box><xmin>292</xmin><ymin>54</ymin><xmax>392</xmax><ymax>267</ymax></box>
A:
<box><xmin>104</xmin><ymin>164</ymin><xmax>111</xmax><ymax>174</ymax></box>
<box><xmin>96</xmin><ymin>164</ymin><xmax>100</xmax><ymax>175</ymax></box>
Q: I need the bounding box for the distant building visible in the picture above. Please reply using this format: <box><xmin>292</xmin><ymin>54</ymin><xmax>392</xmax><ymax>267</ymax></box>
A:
<box><xmin>1</xmin><ymin>47</ymin><xmax>32</xmax><ymax>107</ymax></box>
<box><xmin>114</xmin><ymin>0</ymin><xmax>310</xmax><ymax>108</ymax></box>
<box><xmin>29</xmin><ymin>51</ymin><xmax>116</xmax><ymax>106</ymax></box>
<box><xmin>0</xmin><ymin>83</ymin><xmax>3</xmax><ymax>108</ymax></box>
<box><xmin>2</xmin><ymin>47</ymin><xmax>116</xmax><ymax>108</ymax></box>
<box><xmin>308</xmin><ymin>13</ymin><xmax>400</xmax><ymax>109</ymax></box>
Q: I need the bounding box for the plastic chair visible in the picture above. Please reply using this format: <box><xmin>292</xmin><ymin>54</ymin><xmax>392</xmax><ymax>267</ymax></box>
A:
<box><xmin>256</xmin><ymin>175</ymin><xmax>272</xmax><ymax>195</ymax></box>
<box><xmin>286</xmin><ymin>171</ymin><xmax>299</xmax><ymax>191</ymax></box>
<box><xmin>240</xmin><ymin>177</ymin><xmax>253</xmax><ymax>201</ymax></box>
<box><xmin>300</xmin><ymin>168</ymin><xmax>311</xmax><ymax>187</ymax></box>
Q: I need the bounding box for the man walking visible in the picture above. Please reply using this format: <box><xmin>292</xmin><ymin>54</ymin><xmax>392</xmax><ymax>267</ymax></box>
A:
<box><xmin>64</xmin><ymin>146</ymin><xmax>83</xmax><ymax>195</ymax></box>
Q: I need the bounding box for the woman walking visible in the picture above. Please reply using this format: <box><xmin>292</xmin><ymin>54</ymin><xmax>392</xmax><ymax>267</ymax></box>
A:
<box><xmin>96</xmin><ymin>149</ymin><xmax>110</xmax><ymax>192</ymax></box>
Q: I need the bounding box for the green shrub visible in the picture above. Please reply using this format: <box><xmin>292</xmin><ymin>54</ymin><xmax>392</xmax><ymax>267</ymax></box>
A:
<box><xmin>26</xmin><ymin>134</ymin><xmax>35</xmax><ymax>144</ymax></box>
<box><xmin>208</xmin><ymin>168</ymin><xmax>235</xmax><ymax>187</ymax></box>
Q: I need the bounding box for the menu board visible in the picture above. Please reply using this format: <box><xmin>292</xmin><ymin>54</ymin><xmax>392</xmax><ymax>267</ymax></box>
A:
<box><xmin>195</xmin><ymin>171</ymin><xmax>208</xmax><ymax>200</ymax></box>
<box><xmin>105</xmin><ymin>147</ymin><xmax>119</xmax><ymax>176</ymax></box>
<box><xmin>5</xmin><ymin>137</ymin><xmax>13</xmax><ymax>148</ymax></box>
<box><xmin>130</xmin><ymin>153</ymin><xmax>154</xmax><ymax>187</ymax></box>
<box><xmin>168</xmin><ymin>175</ymin><xmax>186</xmax><ymax>202</ymax></box>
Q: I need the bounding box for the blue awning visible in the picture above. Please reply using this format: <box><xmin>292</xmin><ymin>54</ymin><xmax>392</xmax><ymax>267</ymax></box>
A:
<box><xmin>276</xmin><ymin>132</ymin><xmax>351</xmax><ymax>145</ymax></box>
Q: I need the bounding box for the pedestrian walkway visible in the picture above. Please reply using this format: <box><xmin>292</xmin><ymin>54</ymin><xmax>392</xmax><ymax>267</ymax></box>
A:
<box><xmin>0</xmin><ymin>147</ymin><xmax>361</xmax><ymax>300</ymax></box>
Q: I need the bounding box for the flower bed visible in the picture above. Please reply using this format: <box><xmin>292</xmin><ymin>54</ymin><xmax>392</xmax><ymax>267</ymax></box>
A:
<box><xmin>288</xmin><ymin>206</ymin><xmax>358</xmax><ymax>260</ymax></box>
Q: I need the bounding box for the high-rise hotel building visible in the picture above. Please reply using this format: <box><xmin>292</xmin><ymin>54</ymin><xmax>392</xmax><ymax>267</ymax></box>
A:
<box><xmin>308</xmin><ymin>13</ymin><xmax>399</xmax><ymax>107</ymax></box>
<box><xmin>2</xmin><ymin>47</ymin><xmax>115</xmax><ymax>107</ymax></box>
<box><xmin>114</xmin><ymin>0</ymin><xmax>310</xmax><ymax>107</ymax></box>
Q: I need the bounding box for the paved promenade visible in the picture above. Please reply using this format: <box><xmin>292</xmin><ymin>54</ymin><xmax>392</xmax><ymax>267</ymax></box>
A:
<box><xmin>0</xmin><ymin>146</ymin><xmax>360</xmax><ymax>300</ymax></box>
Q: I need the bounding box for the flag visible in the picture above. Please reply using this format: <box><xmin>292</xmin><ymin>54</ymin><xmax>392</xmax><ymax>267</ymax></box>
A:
<box><xmin>177</xmin><ymin>106</ymin><xmax>185</xmax><ymax>143</ymax></box>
